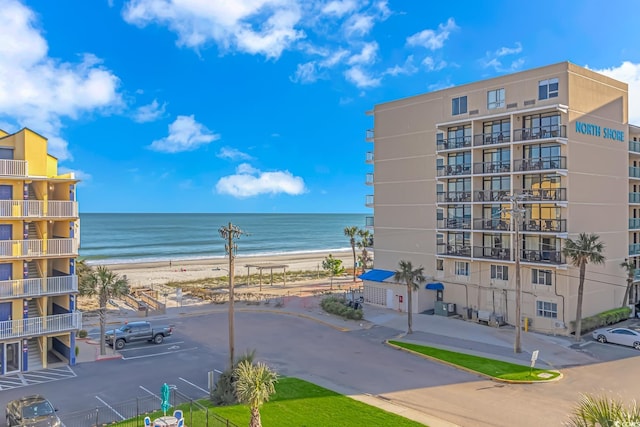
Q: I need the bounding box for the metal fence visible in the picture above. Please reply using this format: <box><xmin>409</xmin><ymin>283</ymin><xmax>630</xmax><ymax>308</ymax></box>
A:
<box><xmin>60</xmin><ymin>389</ymin><xmax>237</xmax><ymax>427</ymax></box>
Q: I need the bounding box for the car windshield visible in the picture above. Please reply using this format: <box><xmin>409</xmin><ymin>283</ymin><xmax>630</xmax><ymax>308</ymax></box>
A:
<box><xmin>22</xmin><ymin>401</ymin><xmax>54</xmax><ymax>418</ymax></box>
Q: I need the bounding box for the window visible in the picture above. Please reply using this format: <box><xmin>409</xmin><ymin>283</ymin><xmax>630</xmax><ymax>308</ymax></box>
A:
<box><xmin>532</xmin><ymin>269</ymin><xmax>553</xmax><ymax>285</ymax></box>
<box><xmin>491</xmin><ymin>265</ymin><xmax>508</xmax><ymax>280</ymax></box>
<box><xmin>455</xmin><ymin>261</ymin><xmax>469</xmax><ymax>276</ymax></box>
<box><xmin>536</xmin><ymin>300</ymin><xmax>558</xmax><ymax>318</ymax></box>
<box><xmin>487</xmin><ymin>88</ymin><xmax>505</xmax><ymax>109</ymax></box>
<box><xmin>452</xmin><ymin>96</ymin><xmax>467</xmax><ymax>115</ymax></box>
<box><xmin>539</xmin><ymin>78</ymin><xmax>559</xmax><ymax>100</ymax></box>
<box><xmin>436</xmin><ymin>259</ymin><xmax>444</xmax><ymax>271</ymax></box>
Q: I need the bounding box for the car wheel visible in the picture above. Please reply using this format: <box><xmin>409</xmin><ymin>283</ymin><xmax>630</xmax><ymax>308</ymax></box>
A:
<box><xmin>596</xmin><ymin>335</ymin><xmax>607</xmax><ymax>343</ymax></box>
<box><xmin>115</xmin><ymin>339</ymin><xmax>126</xmax><ymax>350</ymax></box>
<box><xmin>153</xmin><ymin>334</ymin><xmax>164</xmax><ymax>344</ymax></box>
<box><xmin>634</xmin><ymin>341</ymin><xmax>640</xmax><ymax>350</ymax></box>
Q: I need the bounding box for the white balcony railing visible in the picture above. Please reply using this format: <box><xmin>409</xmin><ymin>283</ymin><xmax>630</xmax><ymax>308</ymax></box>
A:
<box><xmin>0</xmin><ymin>275</ymin><xmax>77</xmax><ymax>299</ymax></box>
<box><xmin>0</xmin><ymin>200</ymin><xmax>78</xmax><ymax>218</ymax></box>
<box><xmin>0</xmin><ymin>238</ymin><xmax>78</xmax><ymax>258</ymax></box>
<box><xmin>0</xmin><ymin>159</ymin><xmax>27</xmax><ymax>176</ymax></box>
<box><xmin>0</xmin><ymin>312</ymin><xmax>82</xmax><ymax>340</ymax></box>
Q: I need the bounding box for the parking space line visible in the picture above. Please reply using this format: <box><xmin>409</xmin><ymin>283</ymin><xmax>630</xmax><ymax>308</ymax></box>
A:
<box><xmin>139</xmin><ymin>385</ymin><xmax>160</xmax><ymax>399</ymax></box>
<box><xmin>95</xmin><ymin>396</ymin><xmax>125</xmax><ymax>421</ymax></box>
<box><xmin>118</xmin><ymin>341</ymin><xmax>185</xmax><ymax>353</ymax></box>
<box><xmin>122</xmin><ymin>347</ymin><xmax>198</xmax><ymax>360</ymax></box>
<box><xmin>179</xmin><ymin>377</ymin><xmax>208</xmax><ymax>394</ymax></box>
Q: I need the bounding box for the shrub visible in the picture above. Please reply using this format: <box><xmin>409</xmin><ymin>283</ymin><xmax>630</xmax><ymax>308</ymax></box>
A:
<box><xmin>77</xmin><ymin>329</ymin><xmax>88</xmax><ymax>338</ymax></box>
<box><xmin>570</xmin><ymin>307</ymin><xmax>631</xmax><ymax>333</ymax></box>
<box><xmin>320</xmin><ymin>296</ymin><xmax>363</xmax><ymax>320</ymax></box>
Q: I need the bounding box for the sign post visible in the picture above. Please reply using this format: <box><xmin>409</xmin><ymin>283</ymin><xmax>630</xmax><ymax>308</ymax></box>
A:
<box><xmin>529</xmin><ymin>350</ymin><xmax>539</xmax><ymax>377</ymax></box>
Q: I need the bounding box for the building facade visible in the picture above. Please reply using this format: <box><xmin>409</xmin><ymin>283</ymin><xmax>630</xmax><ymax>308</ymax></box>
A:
<box><xmin>0</xmin><ymin>128</ymin><xmax>81</xmax><ymax>375</ymax></box>
<box><xmin>363</xmin><ymin>62</ymin><xmax>640</xmax><ymax>335</ymax></box>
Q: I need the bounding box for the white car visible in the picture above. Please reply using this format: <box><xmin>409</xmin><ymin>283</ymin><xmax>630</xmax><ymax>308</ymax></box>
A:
<box><xmin>592</xmin><ymin>327</ymin><xmax>640</xmax><ymax>350</ymax></box>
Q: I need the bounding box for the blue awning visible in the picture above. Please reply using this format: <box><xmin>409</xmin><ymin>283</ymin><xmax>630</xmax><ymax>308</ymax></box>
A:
<box><xmin>358</xmin><ymin>269</ymin><xmax>395</xmax><ymax>282</ymax></box>
<box><xmin>425</xmin><ymin>282</ymin><xmax>444</xmax><ymax>290</ymax></box>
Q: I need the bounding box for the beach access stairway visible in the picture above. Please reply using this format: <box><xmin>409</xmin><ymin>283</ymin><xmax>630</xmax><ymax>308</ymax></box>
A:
<box><xmin>122</xmin><ymin>288</ymin><xmax>166</xmax><ymax>316</ymax></box>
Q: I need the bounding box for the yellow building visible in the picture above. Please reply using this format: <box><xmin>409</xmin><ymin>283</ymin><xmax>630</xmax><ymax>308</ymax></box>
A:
<box><xmin>0</xmin><ymin>127</ymin><xmax>80</xmax><ymax>375</ymax></box>
<box><xmin>363</xmin><ymin>61</ymin><xmax>640</xmax><ymax>335</ymax></box>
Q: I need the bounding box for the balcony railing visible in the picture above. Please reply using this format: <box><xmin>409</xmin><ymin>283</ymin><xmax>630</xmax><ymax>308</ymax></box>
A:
<box><xmin>436</xmin><ymin>136</ymin><xmax>472</xmax><ymax>151</ymax></box>
<box><xmin>365</xmin><ymin>195</ymin><xmax>374</xmax><ymax>207</ymax></box>
<box><xmin>0</xmin><ymin>200</ymin><xmax>78</xmax><ymax>218</ymax></box>
<box><xmin>513</xmin><ymin>125</ymin><xmax>566</xmax><ymax>142</ymax></box>
<box><xmin>0</xmin><ymin>275</ymin><xmax>77</xmax><ymax>299</ymax></box>
<box><xmin>0</xmin><ymin>312</ymin><xmax>82</xmax><ymax>340</ymax></box>
<box><xmin>437</xmin><ymin>191</ymin><xmax>472</xmax><ymax>203</ymax></box>
<box><xmin>474</xmin><ymin>189</ymin><xmax>510</xmax><ymax>202</ymax></box>
<box><xmin>521</xmin><ymin>218</ymin><xmax>566</xmax><ymax>233</ymax></box>
<box><xmin>514</xmin><ymin>187</ymin><xmax>567</xmax><ymax>202</ymax></box>
<box><xmin>630</xmin><ymin>218</ymin><xmax>640</xmax><ymax>229</ymax></box>
<box><xmin>473</xmin><ymin>218</ymin><xmax>511</xmax><ymax>231</ymax></box>
<box><xmin>365</xmin><ymin>129</ymin><xmax>374</xmax><ymax>141</ymax></box>
<box><xmin>438</xmin><ymin>244</ymin><xmax>471</xmax><ymax>257</ymax></box>
<box><xmin>365</xmin><ymin>173</ymin><xmax>374</xmax><ymax>185</ymax></box>
<box><xmin>473</xmin><ymin>246</ymin><xmax>511</xmax><ymax>260</ymax></box>
<box><xmin>437</xmin><ymin>218</ymin><xmax>471</xmax><ymax>229</ymax></box>
<box><xmin>0</xmin><ymin>238</ymin><xmax>78</xmax><ymax>259</ymax></box>
<box><xmin>473</xmin><ymin>161</ymin><xmax>510</xmax><ymax>174</ymax></box>
<box><xmin>436</xmin><ymin>163</ymin><xmax>472</xmax><ymax>177</ymax></box>
<box><xmin>631</xmin><ymin>167</ymin><xmax>640</xmax><ymax>179</ymax></box>
<box><xmin>630</xmin><ymin>244</ymin><xmax>640</xmax><ymax>256</ymax></box>
<box><xmin>473</xmin><ymin>131</ymin><xmax>511</xmax><ymax>146</ymax></box>
<box><xmin>521</xmin><ymin>249</ymin><xmax>564</xmax><ymax>264</ymax></box>
<box><xmin>365</xmin><ymin>151</ymin><xmax>374</xmax><ymax>163</ymax></box>
<box><xmin>365</xmin><ymin>216</ymin><xmax>374</xmax><ymax>227</ymax></box>
<box><xmin>513</xmin><ymin>156</ymin><xmax>567</xmax><ymax>172</ymax></box>
<box><xmin>0</xmin><ymin>159</ymin><xmax>28</xmax><ymax>177</ymax></box>
<box><xmin>630</xmin><ymin>140</ymin><xmax>640</xmax><ymax>153</ymax></box>
<box><xmin>630</xmin><ymin>193</ymin><xmax>640</xmax><ymax>204</ymax></box>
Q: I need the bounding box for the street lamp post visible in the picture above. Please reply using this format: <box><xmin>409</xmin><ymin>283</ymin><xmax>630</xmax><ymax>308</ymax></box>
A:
<box><xmin>507</xmin><ymin>195</ymin><xmax>526</xmax><ymax>354</ymax></box>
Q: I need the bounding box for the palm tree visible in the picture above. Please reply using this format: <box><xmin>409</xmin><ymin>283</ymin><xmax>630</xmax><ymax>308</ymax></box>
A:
<box><xmin>567</xmin><ymin>393</ymin><xmax>640</xmax><ymax>426</ymax></box>
<box><xmin>233</xmin><ymin>360</ymin><xmax>278</xmax><ymax>427</ymax></box>
<box><xmin>620</xmin><ymin>259</ymin><xmax>636</xmax><ymax>308</ymax></box>
<box><xmin>357</xmin><ymin>229</ymin><xmax>373</xmax><ymax>273</ymax></box>
<box><xmin>394</xmin><ymin>260</ymin><xmax>426</xmax><ymax>334</ymax></box>
<box><xmin>79</xmin><ymin>265</ymin><xmax>130</xmax><ymax>355</ymax></box>
<box><xmin>563</xmin><ymin>233</ymin><xmax>605</xmax><ymax>342</ymax></box>
<box><xmin>344</xmin><ymin>226</ymin><xmax>359</xmax><ymax>282</ymax></box>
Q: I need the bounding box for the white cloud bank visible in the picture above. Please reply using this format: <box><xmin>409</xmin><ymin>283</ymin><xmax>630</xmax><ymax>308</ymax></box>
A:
<box><xmin>133</xmin><ymin>99</ymin><xmax>167</xmax><ymax>123</ymax></box>
<box><xmin>216</xmin><ymin>163</ymin><xmax>306</xmax><ymax>198</ymax></box>
<box><xmin>149</xmin><ymin>115</ymin><xmax>220</xmax><ymax>153</ymax></box>
<box><xmin>593</xmin><ymin>61</ymin><xmax>640</xmax><ymax>125</ymax></box>
<box><xmin>0</xmin><ymin>0</ymin><xmax>122</xmax><ymax>160</ymax></box>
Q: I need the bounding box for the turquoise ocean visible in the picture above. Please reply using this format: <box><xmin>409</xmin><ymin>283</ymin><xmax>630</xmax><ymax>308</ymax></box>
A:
<box><xmin>79</xmin><ymin>213</ymin><xmax>368</xmax><ymax>265</ymax></box>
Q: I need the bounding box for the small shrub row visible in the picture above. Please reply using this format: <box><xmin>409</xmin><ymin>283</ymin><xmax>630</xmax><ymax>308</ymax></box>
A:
<box><xmin>320</xmin><ymin>296</ymin><xmax>363</xmax><ymax>320</ymax></box>
<box><xmin>570</xmin><ymin>306</ymin><xmax>631</xmax><ymax>332</ymax></box>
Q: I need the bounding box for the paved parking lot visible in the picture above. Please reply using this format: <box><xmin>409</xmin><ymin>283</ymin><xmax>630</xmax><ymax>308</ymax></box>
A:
<box><xmin>0</xmin><ymin>366</ymin><xmax>76</xmax><ymax>391</ymax></box>
<box><xmin>579</xmin><ymin>318</ymin><xmax>640</xmax><ymax>362</ymax></box>
<box><xmin>85</xmin><ymin>327</ymin><xmax>194</xmax><ymax>361</ymax></box>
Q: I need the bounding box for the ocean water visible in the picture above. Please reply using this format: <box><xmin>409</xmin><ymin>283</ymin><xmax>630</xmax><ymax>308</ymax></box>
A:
<box><xmin>79</xmin><ymin>213</ymin><xmax>368</xmax><ymax>264</ymax></box>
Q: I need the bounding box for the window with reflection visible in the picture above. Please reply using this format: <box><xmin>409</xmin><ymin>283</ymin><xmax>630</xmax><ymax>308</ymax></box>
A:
<box><xmin>523</xmin><ymin>113</ymin><xmax>560</xmax><ymax>136</ymax></box>
<box><xmin>452</xmin><ymin>96</ymin><xmax>468</xmax><ymax>115</ymax></box>
<box><xmin>483</xmin><ymin>176</ymin><xmax>510</xmax><ymax>191</ymax></box>
<box><xmin>524</xmin><ymin>144</ymin><xmax>560</xmax><ymax>161</ymax></box>
<box><xmin>447</xmin><ymin>125</ymin><xmax>471</xmax><ymax>144</ymax></box>
<box><xmin>483</xmin><ymin>119</ymin><xmax>510</xmax><ymax>141</ymax></box>
<box><xmin>487</xmin><ymin>88</ymin><xmax>505</xmax><ymax>109</ymax></box>
<box><xmin>447</xmin><ymin>178</ymin><xmax>471</xmax><ymax>193</ymax></box>
<box><xmin>539</xmin><ymin>78</ymin><xmax>559</xmax><ymax>100</ymax></box>
<box><xmin>483</xmin><ymin>147</ymin><xmax>510</xmax><ymax>171</ymax></box>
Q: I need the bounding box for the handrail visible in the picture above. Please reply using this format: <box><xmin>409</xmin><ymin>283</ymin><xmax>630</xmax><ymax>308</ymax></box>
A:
<box><xmin>0</xmin><ymin>312</ymin><xmax>81</xmax><ymax>340</ymax></box>
<box><xmin>0</xmin><ymin>275</ymin><xmax>77</xmax><ymax>299</ymax></box>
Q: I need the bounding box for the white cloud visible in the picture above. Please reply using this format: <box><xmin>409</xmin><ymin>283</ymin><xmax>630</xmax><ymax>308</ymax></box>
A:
<box><xmin>0</xmin><ymin>0</ymin><xmax>122</xmax><ymax>161</ymax></box>
<box><xmin>344</xmin><ymin>13</ymin><xmax>374</xmax><ymax>37</ymax></box>
<box><xmin>216</xmin><ymin>163</ymin><xmax>306</xmax><ymax>198</ymax></box>
<box><xmin>149</xmin><ymin>115</ymin><xmax>220</xmax><ymax>153</ymax></box>
<box><xmin>592</xmin><ymin>61</ymin><xmax>640</xmax><ymax>125</ymax></box>
<box><xmin>406</xmin><ymin>18</ymin><xmax>458</xmax><ymax>50</ymax></box>
<box><xmin>133</xmin><ymin>99</ymin><xmax>167</xmax><ymax>123</ymax></box>
<box><xmin>384</xmin><ymin>55</ymin><xmax>417</xmax><ymax>76</ymax></box>
<box><xmin>347</xmin><ymin>42</ymin><xmax>378</xmax><ymax>65</ymax></box>
<box><xmin>123</xmin><ymin>0</ymin><xmax>305</xmax><ymax>59</ymax></box>
<box><xmin>322</xmin><ymin>0</ymin><xmax>359</xmax><ymax>17</ymax></box>
<box><xmin>481</xmin><ymin>43</ymin><xmax>524</xmax><ymax>72</ymax></box>
<box><xmin>422</xmin><ymin>56</ymin><xmax>447</xmax><ymax>71</ymax></box>
<box><xmin>344</xmin><ymin>66</ymin><xmax>381</xmax><ymax>88</ymax></box>
<box><xmin>217</xmin><ymin>146</ymin><xmax>252</xmax><ymax>161</ymax></box>
<box><xmin>291</xmin><ymin>61</ymin><xmax>319</xmax><ymax>83</ymax></box>
<box><xmin>495</xmin><ymin>42</ymin><xmax>522</xmax><ymax>57</ymax></box>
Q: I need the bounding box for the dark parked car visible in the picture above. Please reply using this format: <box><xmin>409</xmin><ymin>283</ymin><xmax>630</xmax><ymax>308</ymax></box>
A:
<box><xmin>105</xmin><ymin>320</ymin><xmax>173</xmax><ymax>350</ymax></box>
<box><xmin>6</xmin><ymin>395</ymin><xmax>61</xmax><ymax>427</ymax></box>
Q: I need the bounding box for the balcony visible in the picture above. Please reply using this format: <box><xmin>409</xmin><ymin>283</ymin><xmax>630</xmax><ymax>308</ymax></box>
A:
<box><xmin>514</xmin><ymin>187</ymin><xmax>567</xmax><ymax>202</ymax></box>
<box><xmin>630</xmin><ymin>244</ymin><xmax>640</xmax><ymax>256</ymax></box>
<box><xmin>437</xmin><ymin>191</ymin><xmax>472</xmax><ymax>203</ymax></box>
<box><xmin>365</xmin><ymin>129</ymin><xmax>374</xmax><ymax>142</ymax></box>
<box><xmin>0</xmin><ymin>159</ymin><xmax>28</xmax><ymax>177</ymax></box>
<box><xmin>437</xmin><ymin>218</ymin><xmax>471</xmax><ymax>230</ymax></box>
<box><xmin>365</xmin><ymin>195</ymin><xmax>374</xmax><ymax>207</ymax></box>
<box><xmin>521</xmin><ymin>218</ymin><xmax>567</xmax><ymax>233</ymax></box>
<box><xmin>365</xmin><ymin>216</ymin><xmax>374</xmax><ymax>228</ymax></box>
<box><xmin>473</xmin><ymin>246</ymin><xmax>511</xmax><ymax>261</ymax></box>
<box><xmin>365</xmin><ymin>173</ymin><xmax>374</xmax><ymax>186</ymax></box>
<box><xmin>473</xmin><ymin>218</ymin><xmax>511</xmax><ymax>231</ymax></box>
<box><xmin>631</xmin><ymin>167</ymin><xmax>640</xmax><ymax>179</ymax></box>
<box><xmin>436</xmin><ymin>136</ymin><xmax>472</xmax><ymax>151</ymax></box>
<box><xmin>0</xmin><ymin>238</ymin><xmax>78</xmax><ymax>259</ymax></box>
<box><xmin>0</xmin><ymin>275</ymin><xmax>77</xmax><ymax>300</ymax></box>
<box><xmin>438</xmin><ymin>244</ymin><xmax>471</xmax><ymax>257</ymax></box>
<box><xmin>630</xmin><ymin>193</ymin><xmax>640</xmax><ymax>204</ymax></box>
<box><xmin>474</xmin><ymin>189</ymin><xmax>510</xmax><ymax>203</ymax></box>
<box><xmin>630</xmin><ymin>140</ymin><xmax>640</xmax><ymax>153</ymax></box>
<box><xmin>513</xmin><ymin>125</ymin><xmax>567</xmax><ymax>142</ymax></box>
<box><xmin>520</xmin><ymin>249</ymin><xmax>564</xmax><ymax>264</ymax></box>
<box><xmin>473</xmin><ymin>161</ymin><xmax>510</xmax><ymax>174</ymax></box>
<box><xmin>436</xmin><ymin>163</ymin><xmax>472</xmax><ymax>177</ymax></box>
<box><xmin>365</xmin><ymin>151</ymin><xmax>374</xmax><ymax>164</ymax></box>
<box><xmin>0</xmin><ymin>200</ymin><xmax>78</xmax><ymax>218</ymax></box>
<box><xmin>473</xmin><ymin>131</ymin><xmax>511</xmax><ymax>146</ymax></box>
<box><xmin>630</xmin><ymin>218</ymin><xmax>640</xmax><ymax>229</ymax></box>
<box><xmin>0</xmin><ymin>312</ymin><xmax>81</xmax><ymax>340</ymax></box>
<box><xmin>514</xmin><ymin>156</ymin><xmax>567</xmax><ymax>172</ymax></box>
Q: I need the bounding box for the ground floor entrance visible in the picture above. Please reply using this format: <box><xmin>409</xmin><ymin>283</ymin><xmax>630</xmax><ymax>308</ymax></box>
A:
<box><xmin>2</xmin><ymin>341</ymin><xmax>21</xmax><ymax>375</ymax></box>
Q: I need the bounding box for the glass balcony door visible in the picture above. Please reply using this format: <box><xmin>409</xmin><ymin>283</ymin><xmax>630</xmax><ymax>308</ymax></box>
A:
<box><xmin>4</xmin><ymin>341</ymin><xmax>20</xmax><ymax>374</ymax></box>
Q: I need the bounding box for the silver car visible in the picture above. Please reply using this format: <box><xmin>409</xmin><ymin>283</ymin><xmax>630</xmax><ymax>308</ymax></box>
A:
<box><xmin>592</xmin><ymin>327</ymin><xmax>640</xmax><ymax>350</ymax></box>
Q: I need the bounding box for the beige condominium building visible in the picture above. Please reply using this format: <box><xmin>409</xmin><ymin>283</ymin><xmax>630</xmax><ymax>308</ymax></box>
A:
<box><xmin>362</xmin><ymin>61</ymin><xmax>640</xmax><ymax>335</ymax></box>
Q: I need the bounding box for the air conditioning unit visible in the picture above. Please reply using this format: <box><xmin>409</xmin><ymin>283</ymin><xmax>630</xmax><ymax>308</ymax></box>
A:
<box><xmin>554</xmin><ymin>321</ymin><xmax>566</xmax><ymax>329</ymax></box>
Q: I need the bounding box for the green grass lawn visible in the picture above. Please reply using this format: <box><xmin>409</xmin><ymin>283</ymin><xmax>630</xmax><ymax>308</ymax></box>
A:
<box><xmin>389</xmin><ymin>340</ymin><xmax>560</xmax><ymax>382</ymax></box>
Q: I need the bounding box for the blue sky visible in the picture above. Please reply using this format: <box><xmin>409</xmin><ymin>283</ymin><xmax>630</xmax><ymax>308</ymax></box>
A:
<box><xmin>1</xmin><ymin>0</ymin><xmax>639</xmax><ymax>214</ymax></box>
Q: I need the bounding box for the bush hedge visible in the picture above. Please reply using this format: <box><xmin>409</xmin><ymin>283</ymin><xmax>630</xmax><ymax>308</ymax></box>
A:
<box><xmin>570</xmin><ymin>306</ymin><xmax>631</xmax><ymax>333</ymax></box>
<box><xmin>320</xmin><ymin>296</ymin><xmax>363</xmax><ymax>320</ymax></box>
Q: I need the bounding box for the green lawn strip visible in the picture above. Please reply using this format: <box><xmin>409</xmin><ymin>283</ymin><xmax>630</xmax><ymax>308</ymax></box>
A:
<box><xmin>213</xmin><ymin>377</ymin><xmax>426</xmax><ymax>427</ymax></box>
<box><xmin>389</xmin><ymin>340</ymin><xmax>560</xmax><ymax>382</ymax></box>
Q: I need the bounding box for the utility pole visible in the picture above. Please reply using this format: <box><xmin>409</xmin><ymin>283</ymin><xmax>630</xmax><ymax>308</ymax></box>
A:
<box><xmin>219</xmin><ymin>222</ymin><xmax>245</xmax><ymax>369</ymax></box>
<box><xmin>508</xmin><ymin>195</ymin><xmax>526</xmax><ymax>354</ymax></box>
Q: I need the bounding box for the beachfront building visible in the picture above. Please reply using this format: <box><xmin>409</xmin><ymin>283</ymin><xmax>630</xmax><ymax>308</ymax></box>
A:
<box><xmin>362</xmin><ymin>61</ymin><xmax>640</xmax><ymax>335</ymax></box>
<box><xmin>0</xmin><ymin>128</ymin><xmax>80</xmax><ymax>375</ymax></box>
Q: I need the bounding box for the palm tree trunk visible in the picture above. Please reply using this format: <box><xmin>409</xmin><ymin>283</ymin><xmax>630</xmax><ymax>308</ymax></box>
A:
<box><xmin>98</xmin><ymin>307</ymin><xmax>106</xmax><ymax>356</ymax></box>
<box><xmin>622</xmin><ymin>278</ymin><xmax>632</xmax><ymax>307</ymax></box>
<box><xmin>407</xmin><ymin>284</ymin><xmax>413</xmax><ymax>334</ymax></box>
<box><xmin>575</xmin><ymin>262</ymin><xmax>586</xmax><ymax>342</ymax></box>
<box><xmin>250</xmin><ymin>406</ymin><xmax>262</xmax><ymax>427</ymax></box>
<box><xmin>351</xmin><ymin>243</ymin><xmax>357</xmax><ymax>282</ymax></box>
